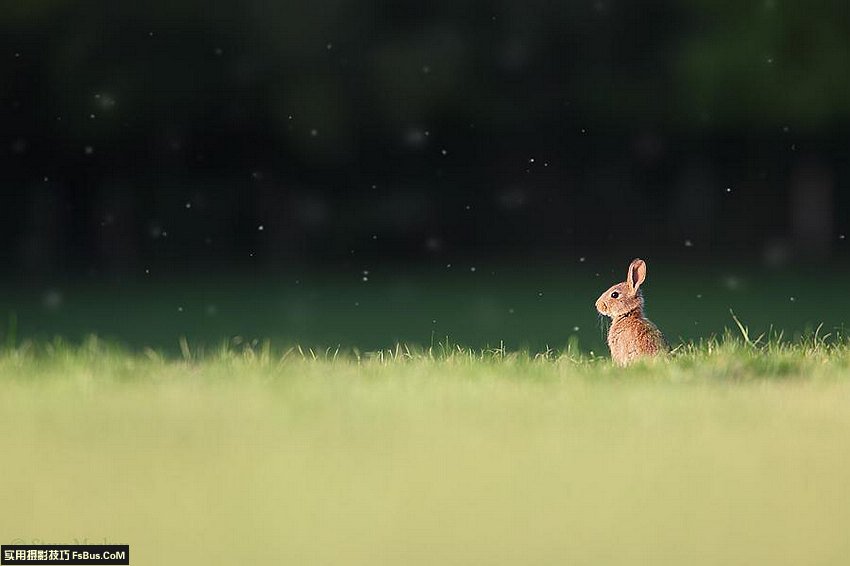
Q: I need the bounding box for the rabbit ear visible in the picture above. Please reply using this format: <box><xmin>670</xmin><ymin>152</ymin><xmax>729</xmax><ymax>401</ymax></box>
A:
<box><xmin>627</xmin><ymin>259</ymin><xmax>647</xmax><ymax>292</ymax></box>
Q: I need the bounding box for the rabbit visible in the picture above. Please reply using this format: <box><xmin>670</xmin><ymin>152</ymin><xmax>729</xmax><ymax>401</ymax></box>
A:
<box><xmin>595</xmin><ymin>258</ymin><xmax>667</xmax><ymax>365</ymax></box>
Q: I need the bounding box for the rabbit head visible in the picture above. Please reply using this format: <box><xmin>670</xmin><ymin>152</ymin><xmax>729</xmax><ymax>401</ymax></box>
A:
<box><xmin>595</xmin><ymin>259</ymin><xmax>647</xmax><ymax>318</ymax></box>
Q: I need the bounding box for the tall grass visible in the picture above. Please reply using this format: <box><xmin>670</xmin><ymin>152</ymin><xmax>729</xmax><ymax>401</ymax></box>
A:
<box><xmin>0</xmin><ymin>329</ymin><xmax>848</xmax><ymax>383</ymax></box>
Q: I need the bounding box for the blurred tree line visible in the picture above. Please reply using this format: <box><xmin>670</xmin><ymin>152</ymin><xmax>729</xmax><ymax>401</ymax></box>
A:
<box><xmin>1</xmin><ymin>0</ymin><xmax>850</xmax><ymax>275</ymax></box>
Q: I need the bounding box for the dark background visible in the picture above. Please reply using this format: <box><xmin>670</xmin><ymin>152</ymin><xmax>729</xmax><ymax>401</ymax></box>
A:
<box><xmin>1</xmin><ymin>0</ymin><xmax>849</xmax><ymax>350</ymax></box>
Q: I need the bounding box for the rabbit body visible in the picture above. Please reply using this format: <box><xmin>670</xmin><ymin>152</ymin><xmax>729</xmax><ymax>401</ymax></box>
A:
<box><xmin>607</xmin><ymin>307</ymin><xmax>666</xmax><ymax>365</ymax></box>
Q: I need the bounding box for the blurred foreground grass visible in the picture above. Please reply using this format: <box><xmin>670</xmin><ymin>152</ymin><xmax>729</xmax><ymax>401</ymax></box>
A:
<box><xmin>3</xmin><ymin>337</ymin><xmax>850</xmax><ymax>565</ymax></box>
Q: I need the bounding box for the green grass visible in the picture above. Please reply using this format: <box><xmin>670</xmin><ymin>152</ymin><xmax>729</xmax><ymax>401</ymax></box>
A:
<box><xmin>3</xmin><ymin>336</ymin><xmax>850</xmax><ymax>565</ymax></box>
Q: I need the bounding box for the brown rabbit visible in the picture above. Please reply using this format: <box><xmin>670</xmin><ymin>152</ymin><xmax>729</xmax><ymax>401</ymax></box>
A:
<box><xmin>595</xmin><ymin>258</ymin><xmax>667</xmax><ymax>365</ymax></box>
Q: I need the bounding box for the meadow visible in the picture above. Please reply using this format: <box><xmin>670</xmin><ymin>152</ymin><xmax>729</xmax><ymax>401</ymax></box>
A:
<box><xmin>3</xmin><ymin>263</ymin><xmax>850</xmax><ymax>565</ymax></box>
<box><xmin>3</xmin><ymin>336</ymin><xmax>850</xmax><ymax>565</ymax></box>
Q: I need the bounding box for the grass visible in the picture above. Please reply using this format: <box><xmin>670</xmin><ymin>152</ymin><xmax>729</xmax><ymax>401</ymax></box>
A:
<box><xmin>3</xmin><ymin>335</ymin><xmax>850</xmax><ymax>565</ymax></box>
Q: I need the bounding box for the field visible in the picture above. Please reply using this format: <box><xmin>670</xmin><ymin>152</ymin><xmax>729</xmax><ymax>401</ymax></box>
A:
<box><xmin>3</xmin><ymin>264</ymin><xmax>850</xmax><ymax>564</ymax></box>
<box><xmin>3</xmin><ymin>336</ymin><xmax>850</xmax><ymax>565</ymax></box>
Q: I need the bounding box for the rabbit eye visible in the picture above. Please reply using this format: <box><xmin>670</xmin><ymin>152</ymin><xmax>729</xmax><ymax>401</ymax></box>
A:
<box><xmin>610</xmin><ymin>291</ymin><xmax>620</xmax><ymax>298</ymax></box>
